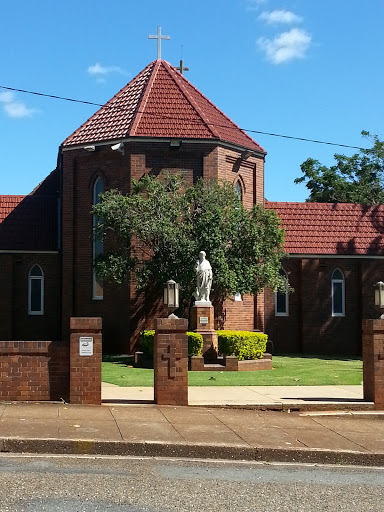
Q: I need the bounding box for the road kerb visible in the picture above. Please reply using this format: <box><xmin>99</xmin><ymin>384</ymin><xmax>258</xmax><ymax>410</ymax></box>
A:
<box><xmin>0</xmin><ymin>437</ymin><xmax>383</xmax><ymax>467</ymax></box>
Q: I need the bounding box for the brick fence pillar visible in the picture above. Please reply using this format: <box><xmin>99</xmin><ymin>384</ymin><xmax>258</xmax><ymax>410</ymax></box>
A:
<box><xmin>154</xmin><ymin>317</ymin><xmax>188</xmax><ymax>406</ymax></box>
<box><xmin>70</xmin><ymin>317</ymin><xmax>102</xmax><ymax>405</ymax></box>
<box><xmin>362</xmin><ymin>319</ymin><xmax>384</xmax><ymax>409</ymax></box>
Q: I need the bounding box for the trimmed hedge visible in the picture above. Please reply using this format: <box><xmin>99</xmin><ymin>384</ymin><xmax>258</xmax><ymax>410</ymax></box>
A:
<box><xmin>140</xmin><ymin>330</ymin><xmax>203</xmax><ymax>357</ymax></box>
<box><xmin>217</xmin><ymin>330</ymin><xmax>267</xmax><ymax>361</ymax></box>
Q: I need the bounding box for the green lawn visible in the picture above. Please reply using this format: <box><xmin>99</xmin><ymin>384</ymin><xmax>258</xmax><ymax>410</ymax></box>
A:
<box><xmin>102</xmin><ymin>355</ymin><xmax>363</xmax><ymax>387</ymax></box>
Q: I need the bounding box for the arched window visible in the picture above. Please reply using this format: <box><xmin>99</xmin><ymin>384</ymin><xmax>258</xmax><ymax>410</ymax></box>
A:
<box><xmin>331</xmin><ymin>268</ymin><xmax>345</xmax><ymax>316</ymax></box>
<box><xmin>93</xmin><ymin>177</ymin><xmax>104</xmax><ymax>299</ymax></box>
<box><xmin>234</xmin><ymin>180</ymin><xmax>243</xmax><ymax>202</ymax></box>
<box><xmin>28</xmin><ymin>265</ymin><xmax>44</xmax><ymax>315</ymax></box>
<box><xmin>275</xmin><ymin>268</ymin><xmax>288</xmax><ymax>316</ymax></box>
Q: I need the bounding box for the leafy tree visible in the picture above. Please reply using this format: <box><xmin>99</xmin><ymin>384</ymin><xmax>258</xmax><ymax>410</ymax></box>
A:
<box><xmin>294</xmin><ymin>132</ymin><xmax>384</xmax><ymax>203</ymax></box>
<box><xmin>92</xmin><ymin>173</ymin><xmax>286</xmax><ymax>312</ymax></box>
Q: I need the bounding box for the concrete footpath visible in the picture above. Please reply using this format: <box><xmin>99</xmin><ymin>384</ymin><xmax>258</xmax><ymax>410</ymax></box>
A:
<box><xmin>0</xmin><ymin>384</ymin><xmax>383</xmax><ymax>467</ymax></box>
<box><xmin>102</xmin><ymin>383</ymin><xmax>369</xmax><ymax>410</ymax></box>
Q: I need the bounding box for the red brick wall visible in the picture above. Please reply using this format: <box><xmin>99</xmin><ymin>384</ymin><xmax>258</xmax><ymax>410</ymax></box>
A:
<box><xmin>61</xmin><ymin>140</ymin><xmax>266</xmax><ymax>353</ymax></box>
<box><xmin>61</xmin><ymin>139</ymin><xmax>384</xmax><ymax>358</ymax></box>
<box><xmin>215</xmin><ymin>146</ymin><xmax>265</xmax><ymax>209</ymax></box>
<box><xmin>0</xmin><ymin>318</ymin><xmax>103</xmax><ymax>404</ymax></box>
<box><xmin>0</xmin><ymin>255</ymin><xmax>13</xmax><ymax>340</ymax></box>
<box><xmin>62</xmin><ymin>142</ymin><xmax>214</xmax><ymax>354</ymax></box>
<box><xmin>61</xmin><ymin>145</ymin><xmax>132</xmax><ymax>354</ymax></box>
<box><xmin>214</xmin><ymin>146</ymin><xmax>265</xmax><ymax>332</ymax></box>
<box><xmin>0</xmin><ymin>253</ymin><xmax>60</xmax><ymax>341</ymax></box>
<box><xmin>218</xmin><ymin>295</ymin><xmax>255</xmax><ymax>331</ymax></box>
<box><xmin>264</xmin><ymin>257</ymin><xmax>379</xmax><ymax>355</ymax></box>
<box><xmin>0</xmin><ymin>341</ymin><xmax>69</xmax><ymax>401</ymax></box>
<box><xmin>264</xmin><ymin>258</ymin><xmax>302</xmax><ymax>353</ymax></box>
<box><xmin>360</xmin><ymin>260</ymin><xmax>384</xmax><ymax>320</ymax></box>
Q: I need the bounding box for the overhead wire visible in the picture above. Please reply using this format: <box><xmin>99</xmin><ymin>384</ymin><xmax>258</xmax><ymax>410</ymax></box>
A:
<box><xmin>0</xmin><ymin>84</ymin><xmax>367</xmax><ymax>151</ymax></box>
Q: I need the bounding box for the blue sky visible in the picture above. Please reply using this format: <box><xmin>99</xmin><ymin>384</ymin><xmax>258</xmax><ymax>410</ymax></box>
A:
<box><xmin>1</xmin><ymin>0</ymin><xmax>383</xmax><ymax>201</ymax></box>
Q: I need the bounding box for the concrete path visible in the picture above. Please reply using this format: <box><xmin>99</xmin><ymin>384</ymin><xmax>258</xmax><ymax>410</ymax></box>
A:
<box><xmin>0</xmin><ymin>400</ymin><xmax>383</xmax><ymax>466</ymax></box>
<box><xmin>102</xmin><ymin>383</ymin><xmax>369</xmax><ymax>410</ymax></box>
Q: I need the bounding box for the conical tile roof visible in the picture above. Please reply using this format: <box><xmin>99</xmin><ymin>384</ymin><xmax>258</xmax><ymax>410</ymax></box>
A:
<box><xmin>62</xmin><ymin>60</ymin><xmax>265</xmax><ymax>153</ymax></box>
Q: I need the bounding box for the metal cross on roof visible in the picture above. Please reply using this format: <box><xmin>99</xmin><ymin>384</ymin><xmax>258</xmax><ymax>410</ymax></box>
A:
<box><xmin>148</xmin><ymin>26</ymin><xmax>170</xmax><ymax>60</ymax></box>
<box><xmin>176</xmin><ymin>59</ymin><xmax>189</xmax><ymax>75</ymax></box>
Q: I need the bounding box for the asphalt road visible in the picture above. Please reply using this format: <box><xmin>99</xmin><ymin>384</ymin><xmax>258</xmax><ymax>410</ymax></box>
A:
<box><xmin>0</xmin><ymin>454</ymin><xmax>383</xmax><ymax>511</ymax></box>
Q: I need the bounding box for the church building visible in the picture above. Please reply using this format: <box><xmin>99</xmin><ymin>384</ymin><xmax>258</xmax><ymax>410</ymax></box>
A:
<box><xmin>1</xmin><ymin>58</ymin><xmax>383</xmax><ymax>355</ymax></box>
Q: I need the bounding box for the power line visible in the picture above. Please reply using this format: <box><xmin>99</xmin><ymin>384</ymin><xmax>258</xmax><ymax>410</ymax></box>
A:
<box><xmin>243</xmin><ymin>129</ymin><xmax>365</xmax><ymax>150</ymax></box>
<box><xmin>0</xmin><ymin>85</ymin><xmax>104</xmax><ymax>107</ymax></box>
<box><xmin>0</xmin><ymin>84</ymin><xmax>366</xmax><ymax>151</ymax></box>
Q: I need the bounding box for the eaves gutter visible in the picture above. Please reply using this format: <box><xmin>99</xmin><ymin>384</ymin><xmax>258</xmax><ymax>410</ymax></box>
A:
<box><xmin>285</xmin><ymin>253</ymin><xmax>384</xmax><ymax>260</ymax></box>
<box><xmin>61</xmin><ymin>137</ymin><xmax>266</xmax><ymax>159</ymax></box>
<box><xmin>0</xmin><ymin>250</ymin><xmax>58</xmax><ymax>254</ymax></box>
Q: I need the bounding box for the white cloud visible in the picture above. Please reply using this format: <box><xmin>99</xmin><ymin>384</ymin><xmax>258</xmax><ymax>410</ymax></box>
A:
<box><xmin>87</xmin><ymin>62</ymin><xmax>127</xmax><ymax>83</ymax></box>
<box><xmin>257</xmin><ymin>28</ymin><xmax>311</xmax><ymax>64</ymax></box>
<box><xmin>0</xmin><ymin>91</ymin><xmax>14</xmax><ymax>103</ymax></box>
<box><xmin>0</xmin><ymin>91</ymin><xmax>38</xmax><ymax>118</ymax></box>
<box><xmin>259</xmin><ymin>10</ymin><xmax>302</xmax><ymax>24</ymax></box>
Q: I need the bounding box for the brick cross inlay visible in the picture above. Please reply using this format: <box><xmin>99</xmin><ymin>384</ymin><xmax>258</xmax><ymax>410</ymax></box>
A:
<box><xmin>162</xmin><ymin>344</ymin><xmax>180</xmax><ymax>378</ymax></box>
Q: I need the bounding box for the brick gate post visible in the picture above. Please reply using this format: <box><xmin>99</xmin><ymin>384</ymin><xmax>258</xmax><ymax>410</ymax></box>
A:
<box><xmin>70</xmin><ymin>317</ymin><xmax>102</xmax><ymax>405</ymax></box>
<box><xmin>362</xmin><ymin>319</ymin><xmax>384</xmax><ymax>409</ymax></box>
<box><xmin>154</xmin><ymin>317</ymin><xmax>188</xmax><ymax>406</ymax></box>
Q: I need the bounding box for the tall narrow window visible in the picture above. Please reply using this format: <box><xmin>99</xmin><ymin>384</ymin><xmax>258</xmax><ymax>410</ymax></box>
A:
<box><xmin>332</xmin><ymin>268</ymin><xmax>345</xmax><ymax>316</ymax></box>
<box><xmin>28</xmin><ymin>265</ymin><xmax>44</xmax><ymax>315</ymax></box>
<box><xmin>93</xmin><ymin>177</ymin><xmax>104</xmax><ymax>299</ymax></box>
<box><xmin>234</xmin><ymin>180</ymin><xmax>243</xmax><ymax>202</ymax></box>
<box><xmin>275</xmin><ymin>268</ymin><xmax>288</xmax><ymax>316</ymax></box>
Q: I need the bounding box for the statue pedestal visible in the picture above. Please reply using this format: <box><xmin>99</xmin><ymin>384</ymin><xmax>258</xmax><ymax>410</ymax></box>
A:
<box><xmin>190</xmin><ymin>304</ymin><xmax>218</xmax><ymax>363</ymax></box>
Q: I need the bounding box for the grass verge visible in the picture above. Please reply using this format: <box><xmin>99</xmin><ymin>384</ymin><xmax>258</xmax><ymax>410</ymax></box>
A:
<box><xmin>102</xmin><ymin>355</ymin><xmax>363</xmax><ymax>387</ymax></box>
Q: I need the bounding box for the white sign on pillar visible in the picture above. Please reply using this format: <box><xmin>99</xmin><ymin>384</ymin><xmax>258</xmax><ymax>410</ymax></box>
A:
<box><xmin>79</xmin><ymin>337</ymin><xmax>94</xmax><ymax>356</ymax></box>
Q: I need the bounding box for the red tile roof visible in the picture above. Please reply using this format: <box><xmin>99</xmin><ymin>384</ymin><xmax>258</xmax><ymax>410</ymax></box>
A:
<box><xmin>63</xmin><ymin>60</ymin><xmax>265</xmax><ymax>153</ymax></box>
<box><xmin>0</xmin><ymin>170</ymin><xmax>59</xmax><ymax>251</ymax></box>
<box><xmin>0</xmin><ymin>195</ymin><xmax>25</xmax><ymax>223</ymax></box>
<box><xmin>265</xmin><ymin>201</ymin><xmax>384</xmax><ymax>256</ymax></box>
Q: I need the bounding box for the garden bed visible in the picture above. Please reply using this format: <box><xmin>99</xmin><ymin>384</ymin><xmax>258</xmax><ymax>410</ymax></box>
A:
<box><xmin>189</xmin><ymin>354</ymin><xmax>272</xmax><ymax>371</ymax></box>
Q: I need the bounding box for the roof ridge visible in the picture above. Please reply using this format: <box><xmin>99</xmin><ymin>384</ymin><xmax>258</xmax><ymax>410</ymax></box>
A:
<box><xmin>130</xmin><ymin>60</ymin><xmax>161</xmax><ymax>136</ymax></box>
<box><xmin>62</xmin><ymin>61</ymin><xmax>157</xmax><ymax>146</ymax></box>
<box><xmin>164</xmin><ymin>61</ymin><xmax>262</xmax><ymax>149</ymax></box>
<box><xmin>161</xmin><ymin>61</ymin><xmax>221</xmax><ymax>139</ymax></box>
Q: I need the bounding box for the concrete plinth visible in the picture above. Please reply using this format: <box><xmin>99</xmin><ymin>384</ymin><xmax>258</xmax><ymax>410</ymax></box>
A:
<box><xmin>190</xmin><ymin>304</ymin><xmax>218</xmax><ymax>362</ymax></box>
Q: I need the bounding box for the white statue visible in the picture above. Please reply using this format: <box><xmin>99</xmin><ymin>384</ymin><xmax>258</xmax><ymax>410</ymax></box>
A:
<box><xmin>194</xmin><ymin>251</ymin><xmax>213</xmax><ymax>304</ymax></box>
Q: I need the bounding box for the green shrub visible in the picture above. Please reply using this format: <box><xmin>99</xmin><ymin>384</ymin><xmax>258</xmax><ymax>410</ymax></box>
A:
<box><xmin>140</xmin><ymin>330</ymin><xmax>203</xmax><ymax>358</ymax></box>
<box><xmin>140</xmin><ymin>330</ymin><xmax>155</xmax><ymax>358</ymax></box>
<box><xmin>217</xmin><ymin>330</ymin><xmax>267</xmax><ymax>361</ymax></box>
<box><xmin>187</xmin><ymin>332</ymin><xmax>204</xmax><ymax>356</ymax></box>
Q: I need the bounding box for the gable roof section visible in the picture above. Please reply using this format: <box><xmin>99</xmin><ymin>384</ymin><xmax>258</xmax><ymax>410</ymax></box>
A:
<box><xmin>63</xmin><ymin>60</ymin><xmax>265</xmax><ymax>153</ymax></box>
<box><xmin>0</xmin><ymin>170</ymin><xmax>59</xmax><ymax>251</ymax></box>
<box><xmin>266</xmin><ymin>201</ymin><xmax>384</xmax><ymax>256</ymax></box>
